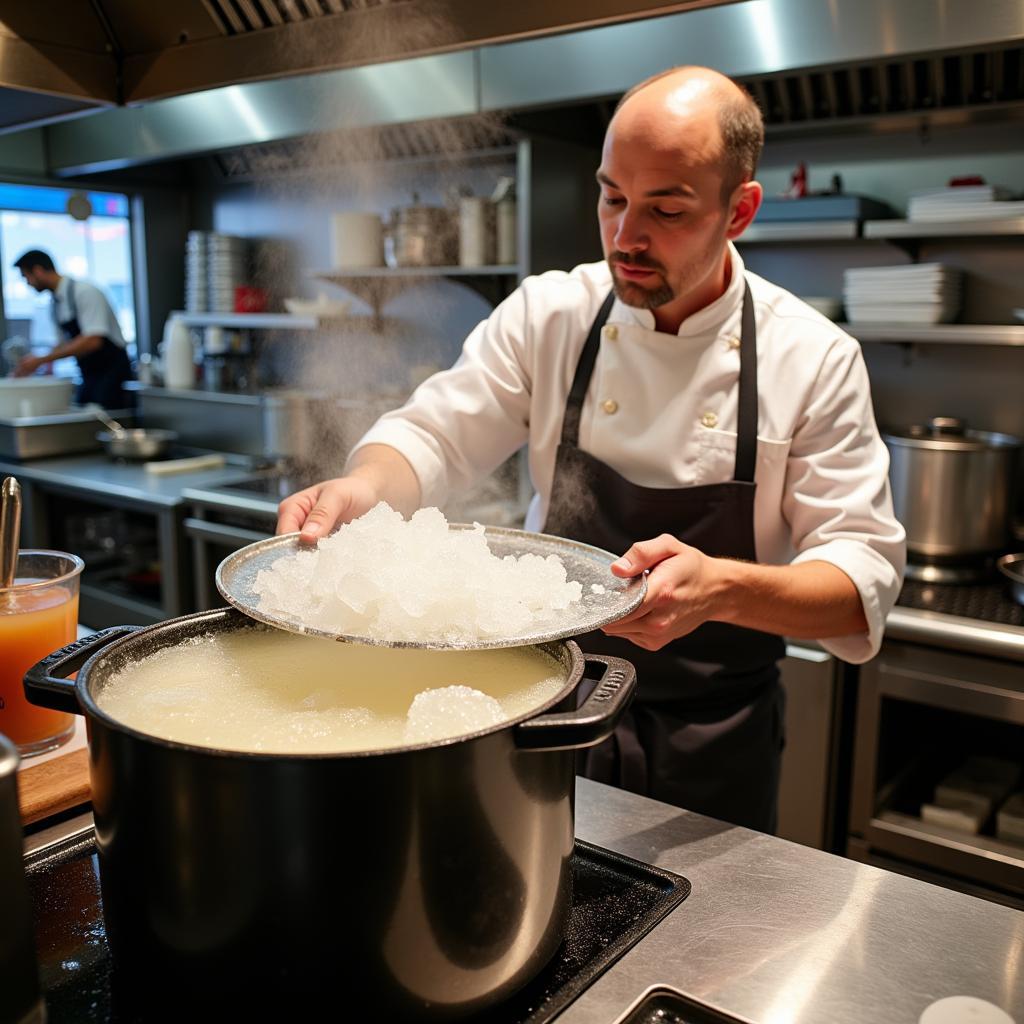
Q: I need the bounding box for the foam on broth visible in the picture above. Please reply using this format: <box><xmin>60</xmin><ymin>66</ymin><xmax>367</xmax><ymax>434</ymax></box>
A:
<box><xmin>95</xmin><ymin>627</ymin><xmax>569</xmax><ymax>754</ymax></box>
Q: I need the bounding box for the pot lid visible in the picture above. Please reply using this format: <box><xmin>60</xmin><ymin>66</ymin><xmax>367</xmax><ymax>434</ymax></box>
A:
<box><xmin>217</xmin><ymin>526</ymin><xmax>646</xmax><ymax>650</ymax></box>
<box><xmin>883</xmin><ymin>417</ymin><xmax>1022</xmax><ymax>452</ymax></box>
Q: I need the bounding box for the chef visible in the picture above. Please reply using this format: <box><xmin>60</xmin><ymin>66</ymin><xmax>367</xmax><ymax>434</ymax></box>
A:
<box><xmin>277</xmin><ymin>66</ymin><xmax>906</xmax><ymax>833</ymax></box>
<box><xmin>12</xmin><ymin>249</ymin><xmax>134</xmax><ymax>410</ymax></box>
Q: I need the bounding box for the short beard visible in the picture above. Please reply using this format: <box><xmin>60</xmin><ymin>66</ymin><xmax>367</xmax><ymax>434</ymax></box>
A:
<box><xmin>607</xmin><ymin>254</ymin><xmax>675</xmax><ymax>310</ymax></box>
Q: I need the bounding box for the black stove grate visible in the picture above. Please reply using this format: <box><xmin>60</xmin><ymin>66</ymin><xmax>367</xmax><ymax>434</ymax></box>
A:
<box><xmin>26</xmin><ymin>830</ymin><xmax>690</xmax><ymax>1023</ymax></box>
<box><xmin>896</xmin><ymin>578</ymin><xmax>1024</xmax><ymax>628</ymax></box>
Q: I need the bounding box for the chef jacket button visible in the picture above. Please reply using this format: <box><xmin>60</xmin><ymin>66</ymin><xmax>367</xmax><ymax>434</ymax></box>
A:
<box><xmin>727</xmin><ymin>335</ymin><xmax>741</xmax><ymax>350</ymax></box>
<box><xmin>603</xmin><ymin>324</ymin><xmax>619</xmax><ymax>341</ymax></box>
<box><xmin>602</xmin><ymin>399</ymin><xmax>619</xmax><ymax>415</ymax></box>
<box><xmin>701</xmin><ymin>411</ymin><xmax>718</xmax><ymax>428</ymax></box>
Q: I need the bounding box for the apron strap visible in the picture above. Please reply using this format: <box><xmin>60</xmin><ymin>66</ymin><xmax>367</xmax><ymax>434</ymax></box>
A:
<box><xmin>561</xmin><ymin>280</ymin><xmax>759</xmax><ymax>484</ymax></box>
<box><xmin>734</xmin><ymin>281</ymin><xmax>758</xmax><ymax>483</ymax></box>
<box><xmin>561</xmin><ymin>290</ymin><xmax>615</xmax><ymax>447</ymax></box>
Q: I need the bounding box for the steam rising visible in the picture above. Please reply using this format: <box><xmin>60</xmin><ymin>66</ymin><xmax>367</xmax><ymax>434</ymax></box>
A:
<box><xmin>228</xmin><ymin>4</ymin><xmax>520</xmax><ymax>511</ymax></box>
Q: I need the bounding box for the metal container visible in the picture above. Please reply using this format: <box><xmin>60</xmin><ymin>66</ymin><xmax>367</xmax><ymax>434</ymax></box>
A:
<box><xmin>24</xmin><ymin>610</ymin><xmax>635</xmax><ymax>1018</ymax></box>
<box><xmin>0</xmin><ymin>734</ymin><xmax>46</xmax><ymax>1024</ymax></box>
<box><xmin>883</xmin><ymin>417</ymin><xmax>1021</xmax><ymax>563</ymax></box>
<box><xmin>0</xmin><ymin>408</ymin><xmax>133</xmax><ymax>460</ymax></box>
<box><xmin>97</xmin><ymin>428</ymin><xmax>178</xmax><ymax>460</ymax></box>
<box><xmin>388</xmin><ymin>200</ymin><xmax>457</xmax><ymax>267</ymax></box>
<box><xmin>259</xmin><ymin>390</ymin><xmax>335</xmax><ymax>461</ymax></box>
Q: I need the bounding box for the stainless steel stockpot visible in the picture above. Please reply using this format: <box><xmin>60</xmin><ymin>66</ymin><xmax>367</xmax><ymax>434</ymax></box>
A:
<box><xmin>24</xmin><ymin>608</ymin><xmax>635</xmax><ymax>1019</ymax></box>
<box><xmin>883</xmin><ymin>417</ymin><xmax>1020</xmax><ymax>560</ymax></box>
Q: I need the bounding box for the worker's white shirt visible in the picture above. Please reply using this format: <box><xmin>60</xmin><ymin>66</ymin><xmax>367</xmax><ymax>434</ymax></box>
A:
<box><xmin>51</xmin><ymin>277</ymin><xmax>126</xmax><ymax>347</ymax></box>
<box><xmin>353</xmin><ymin>243</ymin><xmax>906</xmax><ymax>664</ymax></box>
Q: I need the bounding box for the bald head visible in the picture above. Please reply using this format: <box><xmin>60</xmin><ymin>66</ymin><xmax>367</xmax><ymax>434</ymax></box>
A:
<box><xmin>612</xmin><ymin>66</ymin><xmax>764</xmax><ymax>200</ymax></box>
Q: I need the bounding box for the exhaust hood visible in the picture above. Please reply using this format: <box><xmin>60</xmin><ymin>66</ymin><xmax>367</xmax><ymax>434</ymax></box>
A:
<box><xmin>5</xmin><ymin>0</ymin><xmax>1024</xmax><ymax>174</ymax></box>
<box><xmin>0</xmin><ymin>0</ymin><xmax>736</xmax><ymax>111</ymax></box>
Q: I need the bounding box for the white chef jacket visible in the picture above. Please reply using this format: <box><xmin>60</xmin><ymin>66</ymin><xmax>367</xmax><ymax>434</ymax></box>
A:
<box><xmin>352</xmin><ymin>243</ymin><xmax>906</xmax><ymax>664</ymax></box>
<box><xmin>51</xmin><ymin>277</ymin><xmax>126</xmax><ymax>347</ymax></box>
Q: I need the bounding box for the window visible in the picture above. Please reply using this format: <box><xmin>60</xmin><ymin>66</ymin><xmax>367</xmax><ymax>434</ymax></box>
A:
<box><xmin>0</xmin><ymin>184</ymin><xmax>135</xmax><ymax>376</ymax></box>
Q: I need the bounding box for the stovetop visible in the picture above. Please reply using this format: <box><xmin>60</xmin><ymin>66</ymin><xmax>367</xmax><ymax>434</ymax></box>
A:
<box><xmin>213</xmin><ymin>473</ymin><xmax>315</xmax><ymax>500</ymax></box>
<box><xmin>896</xmin><ymin>577</ymin><xmax>1024</xmax><ymax>628</ymax></box>
<box><xmin>27</xmin><ymin>829</ymin><xmax>690</xmax><ymax>1023</ymax></box>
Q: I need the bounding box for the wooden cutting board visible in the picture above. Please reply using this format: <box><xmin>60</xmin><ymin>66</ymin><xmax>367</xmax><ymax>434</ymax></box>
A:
<box><xmin>18</xmin><ymin>748</ymin><xmax>91</xmax><ymax>825</ymax></box>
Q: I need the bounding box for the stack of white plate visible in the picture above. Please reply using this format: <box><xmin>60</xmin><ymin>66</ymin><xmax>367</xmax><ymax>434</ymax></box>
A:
<box><xmin>843</xmin><ymin>263</ymin><xmax>963</xmax><ymax>324</ymax></box>
<box><xmin>206</xmin><ymin>233</ymin><xmax>249</xmax><ymax>313</ymax></box>
<box><xmin>184</xmin><ymin>231</ymin><xmax>208</xmax><ymax>312</ymax></box>
<box><xmin>908</xmin><ymin>185</ymin><xmax>1024</xmax><ymax>221</ymax></box>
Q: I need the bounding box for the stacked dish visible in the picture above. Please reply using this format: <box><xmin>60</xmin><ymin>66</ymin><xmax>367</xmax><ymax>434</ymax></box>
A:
<box><xmin>843</xmin><ymin>263</ymin><xmax>963</xmax><ymax>325</ymax></box>
<box><xmin>206</xmin><ymin>233</ymin><xmax>248</xmax><ymax>313</ymax></box>
<box><xmin>908</xmin><ymin>185</ymin><xmax>1024</xmax><ymax>222</ymax></box>
<box><xmin>184</xmin><ymin>231</ymin><xmax>208</xmax><ymax>312</ymax></box>
<box><xmin>184</xmin><ymin>232</ymin><xmax>249</xmax><ymax>313</ymax></box>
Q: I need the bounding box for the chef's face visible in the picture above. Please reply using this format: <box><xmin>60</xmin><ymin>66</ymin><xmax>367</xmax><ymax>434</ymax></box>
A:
<box><xmin>20</xmin><ymin>267</ymin><xmax>49</xmax><ymax>293</ymax></box>
<box><xmin>597</xmin><ymin>86</ymin><xmax>755</xmax><ymax>321</ymax></box>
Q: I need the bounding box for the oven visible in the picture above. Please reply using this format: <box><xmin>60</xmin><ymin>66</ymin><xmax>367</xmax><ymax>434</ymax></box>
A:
<box><xmin>848</xmin><ymin>578</ymin><xmax>1024</xmax><ymax>908</ymax></box>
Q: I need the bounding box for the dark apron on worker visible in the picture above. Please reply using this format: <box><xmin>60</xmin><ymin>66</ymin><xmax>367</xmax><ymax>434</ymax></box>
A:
<box><xmin>57</xmin><ymin>280</ymin><xmax>134</xmax><ymax>410</ymax></box>
<box><xmin>545</xmin><ymin>282</ymin><xmax>787</xmax><ymax>833</ymax></box>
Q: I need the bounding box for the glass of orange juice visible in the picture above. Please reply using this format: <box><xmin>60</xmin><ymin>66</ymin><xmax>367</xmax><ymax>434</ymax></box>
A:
<box><xmin>0</xmin><ymin>550</ymin><xmax>84</xmax><ymax>757</ymax></box>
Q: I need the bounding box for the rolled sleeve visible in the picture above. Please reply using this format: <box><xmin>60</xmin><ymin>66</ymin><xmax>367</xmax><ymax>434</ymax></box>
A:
<box><xmin>783</xmin><ymin>336</ymin><xmax>906</xmax><ymax>663</ymax></box>
<box><xmin>347</xmin><ymin>286</ymin><xmax>533</xmax><ymax>507</ymax></box>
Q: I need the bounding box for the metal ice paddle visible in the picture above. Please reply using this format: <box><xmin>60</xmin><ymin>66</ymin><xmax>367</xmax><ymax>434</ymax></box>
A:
<box><xmin>215</xmin><ymin>524</ymin><xmax>646</xmax><ymax>650</ymax></box>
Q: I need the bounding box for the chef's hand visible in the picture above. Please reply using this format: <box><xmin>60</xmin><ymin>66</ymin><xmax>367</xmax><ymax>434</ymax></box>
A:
<box><xmin>600</xmin><ymin>534</ymin><xmax>718</xmax><ymax>651</ymax></box>
<box><xmin>277</xmin><ymin>477</ymin><xmax>379</xmax><ymax>544</ymax></box>
<box><xmin>12</xmin><ymin>354</ymin><xmax>45</xmax><ymax>377</ymax></box>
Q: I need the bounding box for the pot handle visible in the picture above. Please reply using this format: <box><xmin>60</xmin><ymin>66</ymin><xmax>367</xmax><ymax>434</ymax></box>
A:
<box><xmin>514</xmin><ymin>654</ymin><xmax>636</xmax><ymax>752</ymax></box>
<box><xmin>23</xmin><ymin>626</ymin><xmax>143</xmax><ymax>715</ymax></box>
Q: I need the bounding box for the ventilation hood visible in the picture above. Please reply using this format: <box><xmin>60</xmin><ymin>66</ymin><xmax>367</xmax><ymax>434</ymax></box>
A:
<box><xmin>6</xmin><ymin>0</ymin><xmax>1024</xmax><ymax>174</ymax></box>
<box><xmin>0</xmin><ymin>0</ymin><xmax>736</xmax><ymax>113</ymax></box>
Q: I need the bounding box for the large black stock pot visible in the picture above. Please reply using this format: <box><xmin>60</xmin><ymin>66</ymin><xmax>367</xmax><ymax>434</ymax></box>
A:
<box><xmin>25</xmin><ymin>607</ymin><xmax>635</xmax><ymax>1019</ymax></box>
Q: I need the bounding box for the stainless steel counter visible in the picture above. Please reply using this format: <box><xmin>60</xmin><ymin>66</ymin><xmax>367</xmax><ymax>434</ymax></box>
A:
<box><xmin>565</xmin><ymin>779</ymin><xmax>1023</xmax><ymax>1024</ymax></box>
<box><xmin>26</xmin><ymin>780</ymin><xmax>1024</xmax><ymax>1023</ymax></box>
<box><xmin>0</xmin><ymin>454</ymin><xmax>254</xmax><ymax>509</ymax></box>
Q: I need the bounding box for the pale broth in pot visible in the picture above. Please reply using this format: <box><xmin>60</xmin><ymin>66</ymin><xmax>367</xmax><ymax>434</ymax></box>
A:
<box><xmin>96</xmin><ymin>627</ymin><xmax>569</xmax><ymax>754</ymax></box>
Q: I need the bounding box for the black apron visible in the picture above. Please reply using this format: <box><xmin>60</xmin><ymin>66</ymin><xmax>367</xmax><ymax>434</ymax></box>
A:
<box><xmin>57</xmin><ymin>280</ymin><xmax>134</xmax><ymax>410</ymax></box>
<box><xmin>545</xmin><ymin>282</ymin><xmax>787</xmax><ymax>833</ymax></box>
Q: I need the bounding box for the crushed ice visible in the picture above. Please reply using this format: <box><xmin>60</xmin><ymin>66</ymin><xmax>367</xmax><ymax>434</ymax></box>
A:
<box><xmin>254</xmin><ymin>503</ymin><xmax>583</xmax><ymax>642</ymax></box>
<box><xmin>404</xmin><ymin>685</ymin><xmax>505</xmax><ymax>743</ymax></box>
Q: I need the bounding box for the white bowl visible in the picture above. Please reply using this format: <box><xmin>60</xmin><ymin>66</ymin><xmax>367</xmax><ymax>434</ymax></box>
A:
<box><xmin>0</xmin><ymin>377</ymin><xmax>74</xmax><ymax>419</ymax></box>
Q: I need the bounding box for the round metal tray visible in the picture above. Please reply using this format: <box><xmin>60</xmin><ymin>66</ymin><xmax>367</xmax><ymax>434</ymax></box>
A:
<box><xmin>216</xmin><ymin>525</ymin><xmax>647</xmax><ymax>650</ymax></box>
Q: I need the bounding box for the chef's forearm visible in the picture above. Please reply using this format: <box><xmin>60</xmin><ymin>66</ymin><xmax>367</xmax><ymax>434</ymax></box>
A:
<box><xmin>45</xmin><ymin>334</ymin><xmax>104</xmax><ymax>362</ymax></box>
<box><xmin>709</xmin><ymin>558</ymin><xmax>868</xmax><ymax>639</ymax></box>
<box><xmin>347</xmin><ymin>444</ymin><xmax>422</xmax><ymax>518</ymax></box>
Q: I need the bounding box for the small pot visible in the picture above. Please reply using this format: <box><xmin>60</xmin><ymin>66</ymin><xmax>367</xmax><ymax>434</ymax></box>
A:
<box><xmin>883</xmin><ymin>417</ymin><xmax>1021</xmax><ymax>561</ymax></box>
<box><xmin>24</xmin><ymin>609</ymin><xmax>635</xmax><ymax>1018</ymax></box>
<box><xmin>96</xmin><ymin>428</ymin><xmax>178</xmax><ymax>460</ymax></box>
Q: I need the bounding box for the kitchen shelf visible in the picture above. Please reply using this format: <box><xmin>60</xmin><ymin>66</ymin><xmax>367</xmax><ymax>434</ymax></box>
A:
<box><xmin>843</xmin><ymin>323</ymin><xmax>1024</xmax><ymax>346</ymax></box>
<box><xmin>863</xmin><ymin>216</ymin><xmax>1024</xmax><ymax>239</ymax></box>
<box><xmin>172</xmin><ymin>312</ymin><xmax>319</xmax><ymax>330</ymax></box>
<box><xmin>738</xmin><ymin>216</ymin><xmax>1024</xmax><ymax>245</ymax></box>
<box><xmin>738</xmin><ymin>220</ymin><xmax>861</xmax><ymax>243</ymax></box>
<box><xmin>312</xmin><ymin>265</ymin><xmax>522</xmax><ymax>323</ymax></box>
